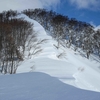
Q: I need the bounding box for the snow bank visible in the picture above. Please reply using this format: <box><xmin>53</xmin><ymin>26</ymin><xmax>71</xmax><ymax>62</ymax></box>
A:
<box><xmin>0</xmin><ymin>72</ymin><xmax>100</xmax><ymax>100</ymax></box>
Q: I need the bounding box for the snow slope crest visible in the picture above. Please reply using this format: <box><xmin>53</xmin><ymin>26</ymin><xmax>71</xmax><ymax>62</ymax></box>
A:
<box><xmin>15</xmin><ymin>14</ymin><xmax>100</xmax><ymax>92</ymax></box>
<box><xmin>1</xmin><ymin>13</ymin><xmax>100</xmax><ymax>100</ymax></box>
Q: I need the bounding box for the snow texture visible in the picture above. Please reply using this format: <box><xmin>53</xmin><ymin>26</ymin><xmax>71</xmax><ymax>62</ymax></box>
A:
<box><xmin>0</xmin><ymin>13</ymin><xmax>100</xmax><ymax>100</ymax></box>
<box><xmin>0</xmin><ymin>72</ymin><xmax>100</xmax><ymax>100</ymax></box>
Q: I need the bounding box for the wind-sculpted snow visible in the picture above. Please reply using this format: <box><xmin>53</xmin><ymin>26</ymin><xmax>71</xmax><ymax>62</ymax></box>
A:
<box><xmin>15</xmin><ymin>14</ymin><xmax>100</xmax><ymax>92</ymax></box>
<box><xmin>0</xmin><ymin>13</ymin><xmax>100</xmax><ymax>99</ymax></box>
<box><xmin>0</xmin><ymin>12</ymin><xmax>100</xmax><ymax>100</ymax></box>
<box><xmin>0</xmin><ymin>72</ymin><xmax>100</xmax><ymax>100</ymax></box>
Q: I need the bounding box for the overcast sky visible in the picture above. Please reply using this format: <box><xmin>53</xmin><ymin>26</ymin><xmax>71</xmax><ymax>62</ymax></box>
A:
<box><xmin>0</xmin><ymin>0</ymin><xmax>100</xmax><ymax>27</ymax></box>
<box><xmin>0</xmin><ymin>0</ymin><xmax>60</xmax><ymax>12</ymax></box>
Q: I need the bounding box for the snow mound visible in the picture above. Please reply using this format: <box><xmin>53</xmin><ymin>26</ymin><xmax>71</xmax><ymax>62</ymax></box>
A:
<box><xmin>0</xmin><ymin>72</ymin><xmax>100</xmax><ymax>100</ymax></box>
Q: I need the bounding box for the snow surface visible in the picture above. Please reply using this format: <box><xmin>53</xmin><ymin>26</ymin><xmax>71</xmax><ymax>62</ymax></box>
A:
<box><xmin>0</xmin><ymin>14</ymin><xmax>100</xmax><ymax>100</ymax></box>
<box><xmin>0</xmin><ymin>72</ymin><xmax>100</xmax><ymax>100</ymax></box>
<box><xmin>17</xmin><ymin>14</ymin><xmax>100</xmax><ymax>92</ymax></box>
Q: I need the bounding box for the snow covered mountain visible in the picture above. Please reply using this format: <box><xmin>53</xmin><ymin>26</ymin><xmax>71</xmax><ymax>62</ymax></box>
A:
<box><xmin>0</xmin><ymin>13</ymin><xmax>100</xmax><ymax>100</ymax></box>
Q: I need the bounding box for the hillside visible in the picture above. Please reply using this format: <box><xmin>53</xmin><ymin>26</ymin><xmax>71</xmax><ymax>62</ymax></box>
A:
<box><xmin>0</xmin><ymin>12</ymin><xmax>100</xmax><ymax>100</ymax></box>
<box><xmin>15</xmin><ymin>14</ymin><xmax>100</xmax><ymax>92</ymax></box>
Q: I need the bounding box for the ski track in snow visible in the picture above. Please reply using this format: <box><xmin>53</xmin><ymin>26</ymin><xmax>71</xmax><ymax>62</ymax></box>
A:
<box><xmin>14</xmin><ymin>14</ymin><xmax>100</xmax><ymax>92</ymax></box>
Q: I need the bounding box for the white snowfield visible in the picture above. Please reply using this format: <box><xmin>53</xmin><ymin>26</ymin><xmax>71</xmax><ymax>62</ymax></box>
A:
<box><xmin>0</xmin><ymin>14</ymin><xmax>100</xmax><ymax>100</ymax></box>
<box><xmin>0</xmin><ymin>72</ymin><xmax>100</xmax><ymax>100</ymax></box>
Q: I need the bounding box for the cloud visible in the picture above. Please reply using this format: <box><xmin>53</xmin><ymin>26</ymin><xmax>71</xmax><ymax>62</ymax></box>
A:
<box><xmin>89</xmin><ymin>21</ymin><xmax>100</xmax><ymax>31</ymax></box>
<box><xmin>0</xmin><ymin>0</ymin><xmax>60</xmax><ymax>12</ymax></box>
<box><xmin>94</xmin><ymin>25</ymin><xmax>100</xmax><ymax>31</ymax></box>
<box><xmin>69</xmin><ymin>0</ymin><xmax>100</xmax><ymax>10</ymax></box>
<box><xmin>90</xmin><ymin>21</ymin><xmax>96</xmax><ymax>27</ymax></box>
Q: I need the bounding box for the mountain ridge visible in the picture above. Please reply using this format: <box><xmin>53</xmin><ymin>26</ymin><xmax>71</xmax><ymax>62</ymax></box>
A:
<box><xmin>0</xmin><ymin>9</ymin><xmax>100</xmax><ymax>93</ymax></box>
<box><xmin>15</xmin><ymin>13</ymin><xmax>100</xmax><ymax>92</ymax></box>
<box><xmin>0</xmin><ymin>10</ymin><xmax>100</xmax><ymax>100</ymax></box>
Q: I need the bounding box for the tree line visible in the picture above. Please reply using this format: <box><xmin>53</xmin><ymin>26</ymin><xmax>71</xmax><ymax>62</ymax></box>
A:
<box><xmin>0</xmin><ymin>9</ymin><xmax>100</xmax><ymax>74</ymax></box>
<box><xmin>0</xmin><ymin>10</ymin><xmax>34</xmax><ymax>74</ymax></box>
<box><xmin>23</xmin><ymin>9</ymin><xmax>100</xmax><ymax>59</ymax></box>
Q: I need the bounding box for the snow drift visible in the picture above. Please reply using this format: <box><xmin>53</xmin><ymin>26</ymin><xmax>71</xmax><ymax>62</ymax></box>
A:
<box><xmin>0</xmin><ymin>72</ymin><xmax>100</xmax><ymax>100</ymax></box>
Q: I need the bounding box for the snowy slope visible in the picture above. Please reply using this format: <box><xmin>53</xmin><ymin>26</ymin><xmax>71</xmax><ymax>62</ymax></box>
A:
<box><xmin>0</xmin><ymin>14</ymin><xmax>100</xmax><ymax>100</ymax></box>
<box><xmin>16</xmin><ymin>14</ymin><xmax>100</xmax><ymax>92</ymax></box>
<box><xmin>0</xmin><ymin>72</ymin><xmax>100</xmax><ymax>100</ymax></box>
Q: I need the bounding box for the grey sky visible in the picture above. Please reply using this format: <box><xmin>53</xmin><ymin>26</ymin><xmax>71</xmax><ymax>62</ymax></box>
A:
<box><xmin>0</xmin><ymin>0</ymin><xmax>60</xmax><ymax>12</ymax></box>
